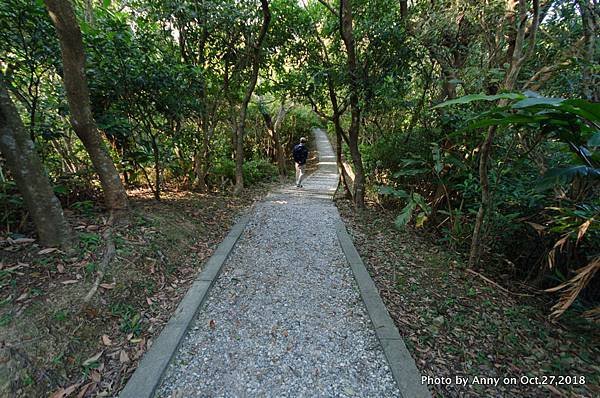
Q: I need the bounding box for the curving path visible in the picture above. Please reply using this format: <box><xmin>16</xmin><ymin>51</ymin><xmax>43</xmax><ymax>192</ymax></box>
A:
<box><xmin>155</xmin><ymin>129</ymin><xmax>402</xmax><ymax>397</ymax></box>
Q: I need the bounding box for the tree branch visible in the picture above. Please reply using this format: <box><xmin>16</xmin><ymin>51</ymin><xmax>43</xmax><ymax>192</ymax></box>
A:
<box><xmin>317</xmin><ymin>0</ymin><xmax>339</xmax><ymax>17</ymax></box>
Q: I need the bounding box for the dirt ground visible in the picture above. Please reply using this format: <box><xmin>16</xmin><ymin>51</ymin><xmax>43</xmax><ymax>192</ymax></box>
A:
<box><xmin>336</xmin><ymin>199</ymin><xmax>598</xmax><ymax>398</ymax></box>
<box><xmin>0</xmin><ymin>184</ymin><xmax>274</xmax><ymax>397</ymax></box>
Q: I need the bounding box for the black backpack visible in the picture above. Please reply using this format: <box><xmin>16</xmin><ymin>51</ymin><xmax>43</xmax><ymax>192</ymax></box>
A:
<box><xmin>293</xmin><ymin>144</ymin><xmax>308</xmax><ymax>164</ymax></box>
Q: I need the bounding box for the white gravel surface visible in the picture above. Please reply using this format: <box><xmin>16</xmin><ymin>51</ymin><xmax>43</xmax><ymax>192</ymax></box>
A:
<box><xmin>156</xmin><ymin>129</ymin><xmax>400</xmax><ymax>397</ymax></box>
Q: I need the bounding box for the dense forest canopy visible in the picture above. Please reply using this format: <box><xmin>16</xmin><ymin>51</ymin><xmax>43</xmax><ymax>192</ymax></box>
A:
<box><xmin>1</xmin><ymin>0</ymin><xmax>598</xmax><ymax>326</ymax></box>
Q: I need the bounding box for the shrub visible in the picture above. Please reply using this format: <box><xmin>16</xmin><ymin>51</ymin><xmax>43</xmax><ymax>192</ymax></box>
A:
<box><xmin>210</xmin><ymin>158</ymin><xmax>278</xmax><ymax>186</ymax></box>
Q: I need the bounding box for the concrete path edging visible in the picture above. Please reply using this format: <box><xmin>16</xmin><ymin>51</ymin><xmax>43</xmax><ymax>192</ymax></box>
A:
<box><xmin>335</xmin><ymin>219</ymin><xmax>431</xmax><ymax>398</ymax></box>
<box><xmin>119</xmin><ymin>214</ymin><xmax>251</xmax><ymax>398</ymax></box>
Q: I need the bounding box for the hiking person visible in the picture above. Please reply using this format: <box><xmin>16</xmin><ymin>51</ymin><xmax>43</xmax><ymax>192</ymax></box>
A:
<box><xmin>292</xmin><ymin>137</ymin><xmax>309</xmax><ymax>187</ymax></box>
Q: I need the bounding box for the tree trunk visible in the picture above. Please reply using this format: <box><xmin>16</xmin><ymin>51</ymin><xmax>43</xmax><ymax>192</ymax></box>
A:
<box><xmin>28</xmin><ymin>77</ymin><xmax>39</xmax><ymax>142</ymax></box>
<box><xmin>347</xmin><ymin>125</ymin><xmax>366</xmax><ymax>208</ymax></box>
<box><xmin>340</xmin><ymin>0</ymin><xmax>366</xmax><ymax>208</ymax></box>
<box><xmin>468</xmin><ymin>0</ymin><xmax>540</xmax><ymax>268</ymax></box>
<box><xmin>468</xmin><ymin>125</ymin><xmax>496</xmax><ymax>267</ymax></box>
<box><xmin>84</xmin><ymin>0</ymin><xmax>94</xmax><ymax>25</ymax></box>
<box><xmin>333</xmin><ymin>115</ymin><xmax>353</xmax><ymax>198</ymax></box>
<box><xmin>234</xmin><ymin>122</ymin><xmax>245</xmax><ymax>194</ymax></box>
<box><xmin>259</xmin><ymin>98</ymin><xmax>287</xmax><ymax>180</ymax></box>
<box><xmin>0</xmin><ymin>75</ymin><xmax>72</xmax><ymax>249</ymax></box>
<box><xmin>151</xmin><ymin>134</ymin><xmax>160</xmax><ymax>200</ymax></box>
<box><xmin>233</xmin><ymin>0</ymin><xmax>271</xmax><ymax>195</ymax></box>
<box><xmin>577</xmin><ymin>0</ymin><xmax>598</xmax><ymax>101</ymax></box>
<box><xmin>272</xmin><ymin>103</ymin><xmax>288</xmax><ymax>180</ymax></box>
<box><xmin>44</xmin><ymin>0</ymin><xmax>127</xmax><ymax>211</ymax></box>
<box><xmin>400</xmin><ymin>0</ymin><xmax>408</xmax><ymax>19</ymax></box>
<box><xmin>194</xmin><ymin>122</ymin><xmax>211</xmax><ymax>192</ymax></box>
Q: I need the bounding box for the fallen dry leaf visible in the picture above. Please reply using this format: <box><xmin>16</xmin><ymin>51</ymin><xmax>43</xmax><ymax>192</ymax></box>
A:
<box><xmin>90</xmin><ymin>369</ymin><xmax>101</xmax><ymax>383</ymax></box>
<box><xmin>38</xmin><ymin>247</ymin><xmax>58</xmax><ymax>255</ymax></box>
<box><xmin>11</xmin><ymin>238</ymin><xmax>35</xmax><ymax>244</ymax></box>
<box><xmin>99</xmin><ymin>283</ymin><xmax>115</xmax><ymax>290</ymax></box>
<box><xmin>16</xmin><ymin>292</ymin><xmax>29</xmax><ymax>302</ymax></box>
<box><xmin>82</xmin><ymin>351</ymin><xmax>103</xmax><ymax>367</ymax></box>
<box><xmin>101</xmin><ymin>335</ymin><xmax>112</xmax><ymax>346</ymax></box>
<box><xmin>4</xmin><ymin>264</ymin><xmax>26</xmax><ymax>272</ymax></box>
<box><xmin>61</xmin><ymin>280</ymin><xmax>79</xmax><ymax>285</ymax></box>
<box><xmin>209</xmin><ymin>319</ymin><xmax>216</xmax><ymax>329</ymax></box>
<box><xmin>57</xmin><ymin>264</ymin><xmax>65</xmax><ymax>273</ymax></box>
<box><xmin>49</xmin><ymin>383</ymin><xmax>80</xmax><ymax>398</ymax></box>
<box><xmin>119</xmin><ymin>350</ymin><xmax>130</xmax><ymax>363</ymax></box>
<box><xmin>76</xmin><ymin>382</ymin><xmax>94</xmax><ymax>398</ymax></box>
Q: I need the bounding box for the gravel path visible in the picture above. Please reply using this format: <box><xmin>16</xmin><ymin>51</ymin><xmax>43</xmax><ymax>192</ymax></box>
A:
<box><xmin>156</xmin><ymin>129</ymin><xmax>400</xmax><ymax>397</ymax></box>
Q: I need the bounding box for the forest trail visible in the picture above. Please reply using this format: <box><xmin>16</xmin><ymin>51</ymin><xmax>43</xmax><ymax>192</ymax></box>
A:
<box><xmin>152</xmin><ymin>129</ymin><xmax>406</xmax><ymax>397</ymax></box>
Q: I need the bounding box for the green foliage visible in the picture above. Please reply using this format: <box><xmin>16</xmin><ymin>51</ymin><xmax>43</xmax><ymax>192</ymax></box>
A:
<box><xmin>211</xmin><ymin>158</ymin><xmax>278</xmax><ymax>186</ymax></box>
<box><xmin>110</xmin><ymin>303</ymin><xmax>142</xmax><ymax>336</ymax></box>
<box><xmin>0</xmin><ymin>0</ymin><xmax>597</xmax><ymax>325</ymax></box>
<box><xmin>429</xmin><ymin>92</ymin><xmax>599</xmax><ymax>314</ymax></box>
<box><xmin>446</xmin><ymin>92</ymin><xmax>600</xmax><ymax>189</ymax></box>
<box><xmin>433</xmin><ymin>92</ymin><xmax>525</xmax><ymax>108</ymax></box>
<box><xmin>70</xmin><ymin>200</ymin><xmax>95</xmax><ymax>216</ymax></box>
<box><xmin>79</xmin><ymin>233</ymin><xmax>101</xmax><ymax>251</ymax></box>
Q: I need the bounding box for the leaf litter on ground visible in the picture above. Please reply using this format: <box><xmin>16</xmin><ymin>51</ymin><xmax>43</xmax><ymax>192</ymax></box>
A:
<box><xmin>0</xmin><ymin>184</ymin><xmax>274</xmax><ymax>397</ymax></box>
<box><xmin>336</xmin><ymin>199</ymin><xmax>598</xmax><ymax>398</ymax></box>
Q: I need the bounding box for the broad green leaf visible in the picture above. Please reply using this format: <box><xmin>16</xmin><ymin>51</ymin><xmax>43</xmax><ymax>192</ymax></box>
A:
<box><xmin>378</xmin><ymin>186</ymin><xmax>409</xmax><ymax>198</ymax></box>
<box><xmin>393</xmin><ymin>168</ymin><xmax>429</xmax><ymax>177</ymax></box>
<box><xmin>512</xmin><ymin>97</ymin><xmax>564</xmax><ymax>109</ymax></box>
<box><xmin>433</xmin><ymin>93</ymin><xmax>524</xmax><ymax>109</ymax></box>
<box><xmin>466</xmin><ymin>114</ymin><xmax>548</xmax><ymax>130</ymax></box>
<box><xmin>523</xmin><ymin>90</ymin><xmax>543</xmax><ymax>98</ymax></box>
<box><xmin>394</xmin><ymin>200</ymin><xmax>417</xmax><ymax>230</ymax></box>
<box><xmin>558</xmin><ymin>101</ymin><xmax>600</xmax><ymax>122</ymax></box>
<box><xmin>588</xmin><ymin>132</ymin><xmax>600</xmax><ymax>147</ymax></box>
<box><xmin>399</xmin><ymin>159</ymin><xmax>426</xmax><ymax>166</ymax></box>
<box><xmin>536</xmin><ymin>166</ymin><xmax>600</xmax><ymax>190</ymax></box>
<box><xmin>562</xmin><ymin>99</ymin><xmax>600</xmax><ymax>121</ymax></box>
<box><xmin>412</xmin><ymin>193</ymin><xmax>431</xmax><ymax>213</ymax></box>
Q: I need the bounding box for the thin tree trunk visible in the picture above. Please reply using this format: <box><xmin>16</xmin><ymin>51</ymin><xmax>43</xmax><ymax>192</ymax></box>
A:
<box><xmin>28</xmin><ymin>77</ymin><xmax>39</xmax><ymax>142</ymax></box>
<box><xmin>84</xmin><ymin>0</ymin><xmax>94</xmax><ymax>25</ymax></box>
<box><xmin>400</xmin><ymin>0</ymin><xmax>408</xmax><ymax>19</ymax></box>
<box><xmin>577</xmin><ymin>0</ymin><xmax>598</xmax><ymax>101</ymax></box>
<box><xmin>273</xmin><ymin>103</ymin><xmax>288</xmax><ymax>180</ymax></box>
<box><xmin>233</xmin><ymin>123</ymin><xmax>245</xmax><ymax>194</ymax></box>
<box><xmin>151</xmin><ymin>134</ymin><xmax>160</xmax><ymax>200</ymax></box>
<box><xmin>324</xmin><ymin>70</ymin><xmax>353</xmax><ymax>199</ymax></box>
<box><xmin>44</xmin><ymin>0</ymin><xmax>128</xmax><ymax>211</ymax></box>
<box><xmin>259</xmin><ymin>97</ymin><xmax>287</xmax><ymax>180</ymax></box>
<box><xmin>340</xmin><ymin>0</ymin><xmax>366</xmax><ymax>208</ymax></box>
<box><xmin>468</xmin><ymin>124</ymin><xmax>496</xmax><ymax>267</ymax></box>
<box><xmin>233</xmin><ymin>0</ymin><xmax>271</xmax><ymax>195</ymax></box>
<box><xmin>469</xmin><ymin>0</ymin><xmax>540</xmax><ymax>268</ymax></box>
<box><xmin>194</xmin><ymin>122</ymin><xmax>212</xmax><ymax>192</ymax></box>
<box><xmin>0</xmin><ymin>75</ymin><xmax>72</xmax><ymax>249</ymax></box>
<box><xmin>333</xmin><ymin>115</ymin><xmax>353</xmax><ymax>198</ymax></box>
